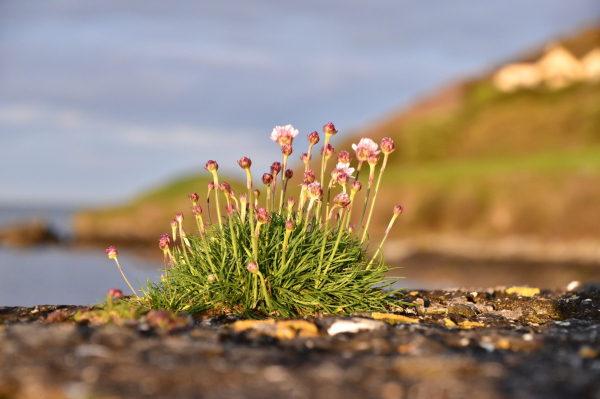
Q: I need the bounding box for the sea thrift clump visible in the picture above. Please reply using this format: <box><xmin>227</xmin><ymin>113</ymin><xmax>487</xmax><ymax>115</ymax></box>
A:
<box><xmin>108</xmin><ymin>121</ymin><xmax>406</xmax><ymax>317</ymax></box>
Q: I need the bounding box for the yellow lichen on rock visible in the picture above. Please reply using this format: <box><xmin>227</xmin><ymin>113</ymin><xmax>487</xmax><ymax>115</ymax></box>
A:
<box><xmin>458</xmin><ymin>320</ymin><xmax>484</xmax><ymax>329</ymax></box>
<box><xmin>230</xmin><ymin>319</ymin><xmax>319</xmax><ymax>339</ymax></box>
<box><xmin>371</xmin><ymin>312</ymin><xmax>419</xmax><ymax>325</ymax></box>
<box><xmin>506</xmin><ymin>287</ymin><xmax>540</xmax><ymax>297</ymax></box>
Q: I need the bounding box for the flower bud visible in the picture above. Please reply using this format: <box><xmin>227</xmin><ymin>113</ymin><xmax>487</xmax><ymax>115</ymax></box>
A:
<box><xmin>303</xmin><ymin>170</ymin><xmax>316</xmax><ymax>183</ymax></box>
<box><xmin>170</xmin><ymin>219</ymin><xmax>178</xmax><ymax>229</ymax></box>
<box><xmin>307</xmin><ymin>182</ymin><xmax>323</xmax><ymax>200</ymax></box>
<box><xmin>256</xmin><ymin>208</ymin><xmax>270</xmax><ymax>224</ymax></box>
<box><xmin>281</xmin><ymin>144</ymin><xmax>293</xmax><ymax>156</ymax></box>
<box><xmin>333</xmin><ymin>193</ymin><xmax>351</xmax><ymax>208</ymax></box>
<box><xmin>159</xmin><ymin>233</ymin><xmax>170</xmax><ymax>250</ymax></box>
<box><xmin>301</xmin><ymin>153</ymin><xmax>311</xmax><ymax>164</ymax></box>
<box><xmin>253</xmin><ymin>189</ymin><xmax>260</xmax><ymax>198</ymax></box>
<box><xmin>107</xmin><ymin>288</ymin><xmax>122</xmax><ymax>299</ymax></box>
<box><xmin>337</xmin><ymin>151</ymin><xmax>351</xmax><ymax>164</ymax></box>
<box><xmin>330</xmin><ymin>168</ymin><xmax>340</xmax><ymax>181</ymax></box>
<box><xmin>192</xmin><ymin>205</ymin><xmax>202</xmax><ymax>216</ymax></box>
<box><xmin>188</xmin><ymin>193</ymin><xmax>199</xmax><ymax>205</ymax></box>
<box><xmin>176</xmin><ymin>213</ymin><xmax>184</xmax><ymax>223</ymax></box>
<box><xmin>367</xmin><ymin>153</ymin><xmax>380</xmax><ymax>166</ymax></box>
<box><xmin>350</xmin><ymin>181</ymin><xmax>362</xmax><ymax>192</ymax></box>
<box><xmin>285</xmin><ymin>169</ymin><xmax>293</xmax><ymax>179</ymax></box>
<box><xmin>381</xmin><ymin>137</ymin><xmax>396</xmax><ymax>154</ymax></box>
<box><xmin>106</xmin><ymin>246</ymin><xmax>118</xmax><ymax>259</ymax></box>
<box><xmin>205</xmin><ymin>160</ymin><xmax>218</xmax><ymax>172</ymax></box>
<box><xmin>320</xmin><ymin>144</ymin><xmax>335</xmax><ymax>160</ymax></box>
<box><xmin>229</xmin><ymin>189</ymin><xmax>235</xmax><ymax>198</ymax></box>
<box><xmin>348</xmin><ymin>224</ymin><xmax>355</xmax><ymax>233</ymax></box>
<box><xmin>239</xmin><ymin>193</ymin><xmax>248</xmax><ymax>204</ymax></box>
<box><xmin>219</xmin><ymin>182</ymin><xmax>231</xmax><ymax>193</ymax></box>
<box><xmin>208</xmin><ymin>181</ymin><xmax>216</xmax><ymax>191</ymax></box>
<box><xmin>247</xmin><ymin>262</ymin><xmax>259</xmax><ymax>274</ymax></box>
<box><xmin>323</xmin><ymin>122</ymin><xmax>337</xmax><ymax>136</ymax></box>
<box><xmin>394</xmin><ymin>205</ymin><xmax>404</xmax><ymax>216</ymax></box>
<box><xmin>262</xmin><ymin>173</ymin><xmax>273</xmax><ymax>186</ymax></box>
<box><xmin>337</xmin><ymin>173</ymin><xmax>349</xmax><ymax>186</ymax></box>
<box><xmin>286</xmin><ymin>220</ymin><xmax>295</xmax><ymax>231</ymax></box>
<box><xmin>237</xmin><ymin>156</ymin><xmax>252</xmax><ymax>170</ymax></box>
<box><xmin>287</xmin><ymin>196</ymin><xmax>295</xmax><ymax>208</ymax></box>
<box><xmin>308</xmin><ymin>131</ymin><xmax>320</xmax><ymax>145</ymax></box>
<box><xmin>207</xmin><ymin>274</ymin><xmax>216</xmax><ymax>282</ymax></box>
<box><xmin>300</xmin><ymin>180</ymin><xmax>310</xmax><ymax>190</ymax></box>
<box><xmin>271</xmin><ymin>162</ymin><xmax>282</xmax><ymax>176</ymax></box>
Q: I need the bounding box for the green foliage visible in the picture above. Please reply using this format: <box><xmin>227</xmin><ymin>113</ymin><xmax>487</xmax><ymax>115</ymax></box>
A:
<box><xmin>141</xmin><ymin>211</ymin><xmax>403</xmax><ymax>317</ymax></box>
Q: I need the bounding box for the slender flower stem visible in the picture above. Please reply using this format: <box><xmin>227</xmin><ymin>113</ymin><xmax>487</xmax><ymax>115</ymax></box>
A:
<box><xmin>206</xmin><ymin>195</ymin><xmax>213</xmax><ymax>225</ymax></box>
<box><xmin>257</xmin><ymin>271</ymin><xmax>273</xmax><ymax>310</ymax></box>
<box><xmin>303</xmin><ymin>199</ymin><xmax>316</xmax><ymax>234</ymax></box>
<box><xmin>271</xmin><ymin>173</ymin><xmax>277</xmax><ymax>213</ymax></box>
<box><xmin>318</xmin><ymin>211</ymin><xmax>349</xmax><ymax>288</ymax></box>
<box><xmin>344</xmin><ymin>191</ymin><xmax>358</xmax><ymax>230</ymax></box>
<box><xmin>357</xmin><ymin>184</ymin><xmax>372</xmax><ymax>234</ymax></box>
<box><xmin>354</xmin><ymin>161</ymin><xmax>363</xmax><ymax>182</ymax></box>
<box><xmin>315</xmin><ymin>224</ymin><xmax>332</xmax><ymax>285</ymax></box>
<box><xmin>266</xmin><ymin>188</ymin><xmax>271</xmax><ymax>214</ymax></box>
<box><xmin>246</xmin><ymin>170</ymin><xmax>255</xmax><ymax>238</ymax></box>
<box><xmin>361</xmin><ymin>154</ymin><xmax>389</xmax><ymax>244</ymax></box>
<box><xmin>199</xmin><ymin>232</ymin><xmax>216</xmax><ymax>273</ymax></box>
<box><xmin>211</xmin><ymin>171</ymin><xmax>223</xmax><ymax>230</ymax></box>
<box><xmin>252</xmin><ymin>223</ymin><xmax>263</xmax><ymax>260</ymax></box>
<box><xmin>178</xmin><ymin>225</ymin><xmax>193</xmax><ymax>267</ymax></box>
<box><xmin>281</xmin><ymin>229</ymin><xmax>292</xmax><ymax>269</ymax></box>
<box><xmin>114</xmin><ymin>258</ymin><xmax>139</xmax><ymax>297</ymax></box>
<box><xmin>279</xmin><ymin>154</ymin><xmax>289</xmax><ymax>213</ymax></box>
<box><xmin>366</xmin><ymin>212</ymin><xmax>399</xmax><ymax>269</ymax></box>
<box><xmin>324</xmin><ymin>180</ymin><xmax>333</xmax><ymax>228</ymax></box>
<box><xmin>306</xmin><ymin>143</ymin><xmax>314</xmax><ymax>173</ymax></box>
<box><xmin>228</xmin><ymin>213</ymin><xmax>239</xmax><ymax>263</ymax></box>
<box><xmin>163</xmin><ymin>251</ymin><xmax>172</xmax><ymax>300</ymax></box>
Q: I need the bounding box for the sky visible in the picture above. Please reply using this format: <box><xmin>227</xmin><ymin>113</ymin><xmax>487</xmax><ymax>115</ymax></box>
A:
<box><xmin>1</xmin><ymin>0</ymin><xmax>599</xmax><ymax>207</ymax></box>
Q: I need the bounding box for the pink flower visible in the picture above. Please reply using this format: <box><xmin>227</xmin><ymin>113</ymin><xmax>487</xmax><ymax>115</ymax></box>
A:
<box><xmin>237</xmin><ymin>157</ymin><xmax>252</xmax><ymax>170</ymax></box>
<box><xmin>367</xmin><ymin>153</ymin><xmax>380</xmax><ymax>166</ymax></box>
<box><xmin>300</xmin><ymin>153</ymin><xmax>311</xmax><ymax>164</ymax></box>
<box><xmin>337</xmin><ymin>151</ymin><xmax>352</xmax><ymax>164</ymax></box>
<box><xmin>286</xmin><ymin>220</ymin><xmax>295</xmax><ymax>230</ymax></box>
<box><xmin>350</xmin><ymin>181</ymin><xmax>362</xmax><ymax>192</ymax></box>
<box><xmin>352</xmin><ymin>138</ymin><xmax>380</xmax><ymax>162</ymax></box>
<box><xmin>307</xmin><ymin>131</ymin><xmax>320</xmax><ymax>145</ymax></box>
<box><xmin>270</xmin><ymin>124</ymin><xmax>299</xmax><ymax>147</ymax></box>
<box><xmin>281</xmin><ymin>144</ymin><xmax>293</xmax><ymax>156</ymax></box>
<box><xmin>159</xmin><ymin>234</ymin><xmax>170</xmax><ymax>250</ymax></box>
<box><xmin>176</xmin><ymin>213</ymin><xmax>184</xmax><ymax>223</ymax></box>
<box><xmin>262</xmin><ymin>173</ymin><xmax>273</xmax><ymax>186</ymax></box>
<box><xmin>394</xmin><ymin>205</ymin><xmax>404</xmax><ymax>216</ymax></box>
<box><xmin>285</xmin><ymin>169</ymin><xmax>293</xmax><ymax>179</ymax></box>
<box><xmin>188</xmin><ymin>193</ymin><xmax>199</xmax><ymax>204</ymax></box>
<box><xmin>303</xmin><ymin>170</ymin><xmax>316</xmax><ymax>183</ymax></box>
<box><xmin>320</xmin><ymin>144</ymin><xmax>335</xmax><ymax>160</ymax></box>
<box><xmin>253</xmin><ymin>189</ymin><xmax>260</xmax><ymax>198</ymax></box>
<box><xmin>323</xmin><ymin>122</ymin><xmax>338</xmax><ymax>136</ymax></box>
<box><xmin>107</xmin><ymin>288</ymin><xmax>122</xmax><ymax>299</ymax></box>
<box><xmin>106</xmin><ymin>246</ymin><xmax>118</xmax><ymax>259</ymax></box>
<box><xmin>307</xmin><ymin>182</ymin><xmax>323</xmax><ymax>200</ymax></box>
<box><xmin>207</xmin><ymin>274</ymin><xmax>216</xmax><ymax>282</ymax></box>
<box><xmin>271</xmin><ymin>162</ymin><xmax>282</xmax><ymax>175</ymax></box>
<box><xmin>334</xmin><ymin>162</ymin><xmax>355</xmax><ymax>178</ymax></box>
<box><xmin>337</xmin><ymin>173</ymin><xmax>349</xmax><ymax>186</ymax></box>
<box><xmin>247</xmin><ymin>262</ymin><xmax>259</xmax><ymax>274</ymax></box>
<box><xmin>192</xmin><ymin>205</ymin><xmax>202</xmax><ymax>216</ymax></box>
<box><xmin>204</xmin><ymin>160</ymin><xmax>218</xmax><ymax>172</ymax></box>
<box><xmin>333</xmin><ymin>193</ymin><xmax>351</xmax><ymax>208</ymax></box>
<box><xmin>380</xmin><ymin>138</ymin><xmax>396</xmax><ymax>154</ymax></box>
<box><xmin>219</xmin><ymin>182</ymin><xmax>231</xmax><ymax>192</ymax></box>
<box><xmin>208</xmin><ymin>182</ymin><xmax>216</xmax><ymax>191</ymax></box>
<box><xmin>256</xmin><ymin>208</ymin><xmax>270</xmax><ymax>224</ymax></box>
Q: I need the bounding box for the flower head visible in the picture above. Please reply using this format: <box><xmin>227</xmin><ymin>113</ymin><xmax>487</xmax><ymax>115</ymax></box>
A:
<box><xmin>352</xmin><ymin>138</ymin><xmax>379</xmax><ymax>161</ymax></box>
<box><xmin>207</xmin><ymin>274</ymin><xmax>216</xmax><ymax>282</ymax></box>
<box><xmin>238</xmin><ymin>156</ymin><xmax>252</xmax><ymax>170</ymax></box>
<box><xmin>333</xmin><ymin>193</ymin><xmax>351</xmax><ymax>208</ymax></box>
<box><xmin>350</xmin><ymin>181</ymin><xmax>362</xmax><ymax>192</ymax></box>
<box><xmin>323</xmin><ymin>122</ymin><xmax>338</xmax><ymax>136</ymax></box>
<box><xmin>192</xmin><ymin>205</ymin><xmax>202</xmax><ymax>216</ymax></box>
<box><xmin>367</xmin><ymin>153</ymin><xmax>380</xmax><ymax>166</ymax></box>
<box><xmin>287</xmin><ymin>196</ymin><xmax>295</xmax><ymax>208</ymax></box>
<box><xmin>170</xmin><ymin>219</ymin><xmax>178</xmax><ymax>228</ymax></box>
<box><xmin>303</xmin><ymin>170</ymin><xmax>316</xmax><ymax>183</ymax></box>
<box><xmin>337</xmin><ymin>173</ymin><xmax>349</xmax><ymax>186</ymax></box>
<box><xmin>286</xmin><ymin>220</ymin><xmax>295</xmax><ymax>231</ymax></box>
<box><xmin>107</xmin><ymin>288</ymin><xmax>123</xmax><ymax>299</ymax></box>
<box><xmin>320</xmin><ymin>144</ymin><xmax>335</xmax><ymax>160</ymax></box>
<box><xmin>106</xmin><ymin>246</ymin><xmax>118</xmax><ymax>259</ymax></box>
<box><xmin>208</xmin><ymin>181</ymin><xmax>216</xmax><ymax>191</ymax></box>
<box><xmin>256</xmin><ymin>208</ymin><xmax>270</xmax><ymax>224</ymax></box>
<box><xmin>188</xmin><ymin>193</ymin><xmax>199</xmax><ymax>205</ymax></box>
<box><xmin>307</xmin><ymin>131</ymin><xmax>320</xmax><ymax>145</ymax></box>
<box><xmin>307</xmin><ymin>182</ymin><xmax>323</xmax><ymax>200</ymax></box>
<box><xmin>380</xmin><ymin>138</ymin><xmax>396</xmax><ymax>154</ymax></box>
<box><xmin>204</xmin><ymin>160</ymin><xmax>218</xmax><ymax>172</ymax></box>
<box><xmin>394</xmin><ymin>205</ymin><xmax>404</xmax><ymax>216</ymax></box>
<box><xmin>334</xmin><ymin>162</ymin><xmax>355</xmax><ymax>178</ymax></box>
<box><xmin>337</xmin><ymin>151</ymin><xmax>352</xmax><ymax>164</ymax></box>
<box><xmin>281</xmin><ymin>144</ymin><xmax>293</xmax><ymax>156</ymax></box>
<box><xmin>285</xmin><ymin>169</ymin><xmax>293</xmax><ymax>179</ymax></box>
<box><xmin>219</xmin><ymin>182</ymin><xmax>231</xmax><ymax>193</ymax></box>
<box><xmin>348</xmin><ymin>224</ymin><xmax>355</xmax><ymax>233</ymax></box>
<box><xmin>253</xmin><ymin>189</ymin><xmax>260</xmax><ymax>198</ymax></box>
<box><xmin>271</xmin><ymin>162</ymin><xmax>282</xmax><ymax>175</ymax></box>
<box><xmin>270</xmin><ymin>124</ymin><xmax>299</xmax><ymax>147</ymax></box>
<box><xmin>247</xmin><ymin>262</ymin><xmax>259</xmax><ymax>274</ymax></box>
<box><xmin>176</xmin><ymin>213</ymin><xmax>184</xmax><ymax>223</ymax></box>
<box><xmin>239</xmin><ymin>193</ymin><xmax>248</xmax><ymax>204</ymax></box>
<box><xmin>159</xmin><ymin>234</ymin><xmax>170</xmax><ymax>250</ymax></box>
<box><xmin>262</xmin><ymin>173</ymin><xmax>273</xmax><ymax>186</ymax></box>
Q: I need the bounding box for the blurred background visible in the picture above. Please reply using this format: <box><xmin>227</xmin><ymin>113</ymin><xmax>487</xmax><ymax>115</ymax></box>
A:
<box><xmin>1</xmin><ymin>0</ymin><xmax>600</xmax><ymax>306</ymax></box>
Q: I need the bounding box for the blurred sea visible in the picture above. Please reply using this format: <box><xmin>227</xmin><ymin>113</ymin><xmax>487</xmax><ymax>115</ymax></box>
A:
<box><xmin>0</xmin><ymin>206</ymin><xmax>161</xmax><ymax>307</ymax></box>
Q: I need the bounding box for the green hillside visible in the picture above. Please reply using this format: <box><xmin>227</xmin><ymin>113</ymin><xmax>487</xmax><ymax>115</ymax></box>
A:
<box><xmin>75</xmin><ymin>25</ymin><xmax>600</xmax><ymax>244</ymax></box>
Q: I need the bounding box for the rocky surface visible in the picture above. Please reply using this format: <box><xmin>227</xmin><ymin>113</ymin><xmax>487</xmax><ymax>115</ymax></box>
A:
<box><xmin>1</xmin><ymin>285</ymin><xmax>600</xmax><ymax>399</ymax></box>
<box><xmin>0</xmin><ymin>221</ymin><xmax>59</xmax><ymax>247</ymax></box>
